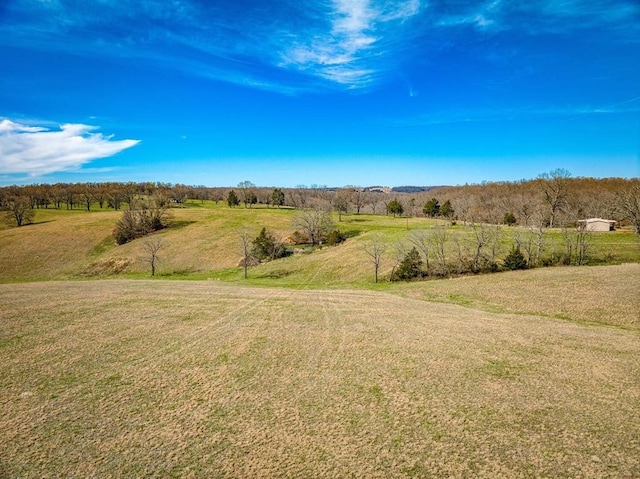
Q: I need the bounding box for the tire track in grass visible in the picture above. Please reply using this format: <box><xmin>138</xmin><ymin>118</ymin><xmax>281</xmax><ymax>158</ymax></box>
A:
<box><xmin>1</xmin><ymin>283</ymin><xmax>292</xmax><ymax>436</ymax></box>
<box><xmin>1</xmin><ymin>281</ymin><xmax>314</xmax><ymax>477</ymax></box>
<box><xmin>232</xmin><ymin>289</ymin><xmax>352</xmax><ymax>476</ymax></box>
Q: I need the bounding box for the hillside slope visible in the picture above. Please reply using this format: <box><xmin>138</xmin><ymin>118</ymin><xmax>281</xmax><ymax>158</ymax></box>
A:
<box><xmin>2</xmin><ymin>202</ymin><xmax>639</xmax><ymax>285</ymax></box>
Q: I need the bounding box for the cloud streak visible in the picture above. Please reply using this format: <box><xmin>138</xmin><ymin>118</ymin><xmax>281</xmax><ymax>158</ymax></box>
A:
<box><xmin>377</xmin><ymin>98</ymin><xmax>640</xmax><ymax>128</ymax></box>
<box><xmin>0</xmin><ymin>119</ymin><xmax>140</xmax><ymax>177</ymax></box>
<box><xmin>279</xmin><ymin>0</ymin><xmax>421</xmax><ymax>87</ymax></box>
<box><xmin>0</xmin><ymin>0</ymin><xmax>637</xmax><ymax>93</ymax></box>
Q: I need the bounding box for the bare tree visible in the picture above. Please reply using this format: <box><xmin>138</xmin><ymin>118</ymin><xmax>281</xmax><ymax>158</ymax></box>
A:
<box><xmin>409</xmin><ymin>229</ymin><xmax>430</xmax><ymax>273</ymax></box>
<box><xmin>538</xmin><ymin>168</ymin><xmax>572</xmax><ymax>228</ymax></box>
<box><xmin>143</xmin><ymin>238</ymin><xmax>164</xmax><ymax>276</ymax></box>
<box><xmin>469</xmin><ymin>223</ymin><xmax>502</xmax><ymax>272</ymax></box>
<box><xmin>292</xmin><ymin>205</ymin><xmax>333</xmax><ymax>246</ymax></box>
<box><xmin>351</xmin><ymin>188</ymin><xmax>365</xmax><ymax>214</ymax></box>
<box><xmin>430</xmin><ymin>225</ymin><xmax>449</xmax><ymax>276</ymax></box>
<box><xmin>237</xmin><ymin>180</ymin><xmax>257</xmax><ymax>208</ymax></box>
<box><xmin>575</xmin><ymin>226</ymin><xmax>591</xmax><ymax>266</ymax></box>
<box><xmin>333</xmin><ymin>190</ymin><xmax>350</xmax><ymax>222</ymax></box>
<box><xmin>451</xmin><ymin>231</ymin><xmax>468</xmax><ymax>275</ymax></box>
<box><xmin>2</xmin><ymin>196</ymin><xmax>35</xmax><ymax>227</ymax></box>
<box><xmin>389</xmin><ymin>242</ymin><xmax>408</xmax><ymax>281</ymax></box>
<box><xmin>562</xmin><ymin>225</ymin><xmax>591</xmax><ymax>266</ymax></box>
<box><xmin>80</xmin><ymin>186</ymin><xmax>94</xmax><ymax>212</ymax></box>
<box><xmin>239</xmin><ymin>231</ymin><xmax>255</xmax><ymax>279</ymax></box>
<box><xmin>364</xmin><ymin>235</ymin><xmax>386</xmax><ymax>283</ymax></box>
<box><xmin>617</xmin><ymin>183</ymin><xmax>640</xmax><ymax>236</ymax></box>
<box><xmin>290</xmin><ymin>188</ymin><xmax>309</xmax><ymax>208</ymax></box>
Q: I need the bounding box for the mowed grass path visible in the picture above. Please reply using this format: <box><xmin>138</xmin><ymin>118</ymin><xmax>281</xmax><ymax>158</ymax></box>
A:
<box><xmin>1</xmin><ymin>280</ymin><xmax>639</xmax><ymax>478</ymax></box>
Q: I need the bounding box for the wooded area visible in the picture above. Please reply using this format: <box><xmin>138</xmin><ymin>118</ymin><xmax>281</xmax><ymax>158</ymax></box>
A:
<box><xmin>2</xmin><ymin>173</ymin><xmax>638</xmax><ymax>233</ymax></box>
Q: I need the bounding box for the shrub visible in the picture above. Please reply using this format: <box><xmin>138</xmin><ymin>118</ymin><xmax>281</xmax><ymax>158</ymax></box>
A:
<box><xmin>113</xmin><ymin>200</ymin><xmax>171</xmax><ymax>245</ymax></box>
<box><xmin>252</xmin><ymin>227</ymin><xmax>288</xmax><ymax>261</ymax></box>
<box><xmin>325</xmin><ymin>229</ymin><xmax>346</xmax><ymax>246</ymax></box>
<box><xmin>503</xmin><ymin>246</ymin><xmax>528</xmax><ymax>270</ymax></box>
<box><xmin>289</xmin><ymin>230</ymin><xmax>309</xmax><ymax>245</ymax></box>
<box><xmin>503</xmin><ymin>212</ymin><xmax>517</xmax><ymax>226</ymax></box>
<box><xmin>393</xmin><ymin>247</ymin><xmax>424</xmax><ymax>281</ymax></box>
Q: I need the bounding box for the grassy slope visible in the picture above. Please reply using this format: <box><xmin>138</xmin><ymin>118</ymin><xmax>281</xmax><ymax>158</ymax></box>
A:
<box><xmin>1</xmin><ymin>202</ymin><xmax>638</xmax><ymax>329</ymax></box>
<box><xmin>0</xmin><ymin>208</ymin><xmax>121</xmax><ymax>281</ymax></box>
<box><xmin>1</xmin><ymin>280</ymin><xmax>639</xmax><ymax>478</ymax></box>
<box><xmin>1</xmin><ymin>203</ymin><xmax>639</xmax><ymax>477</ymax></box>
<box><xmin>1</xmin><ymin>201</ymin><xmax>639</xmax><ymax>284</ymax></box>
<box><xmin>393</xmin><ymin>263</ymin><xmax>640</xmax><ymax>329</ymax></box>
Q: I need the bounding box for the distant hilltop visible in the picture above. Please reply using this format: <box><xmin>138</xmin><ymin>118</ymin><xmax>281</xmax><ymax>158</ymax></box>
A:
<box><xmin>363</xmin><ymin>186</ymin><xmax>444</xmax><ymax>194</ymax></box>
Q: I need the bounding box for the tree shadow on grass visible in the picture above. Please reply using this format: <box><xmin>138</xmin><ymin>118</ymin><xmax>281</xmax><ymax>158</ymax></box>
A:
<box><xmin>15</xmin><ymin>220</ymin><xmax>55</xmax><ymax>227</ymax></box>
<box><xmin>256</xmin><ymin>269</ymin><xmax>294</xmax><ymax>279</ymax></box>
<box><xmin>169</xmin><ymin>220</ymin><xmax>197</xmax><ymax>230</ymax></box>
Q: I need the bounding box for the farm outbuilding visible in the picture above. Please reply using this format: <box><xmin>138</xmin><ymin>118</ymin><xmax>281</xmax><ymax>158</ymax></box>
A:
<box><xmin>578</xmin><ymin>218</ymin><xmax>616</xmax><ymax>232</ymax></box>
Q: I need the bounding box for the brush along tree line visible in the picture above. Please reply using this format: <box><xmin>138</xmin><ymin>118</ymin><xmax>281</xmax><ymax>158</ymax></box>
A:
<box><xmin>374</xmin><ymin>220</ymin><xmax>597</xmax><ymax>283</ymax></box>
<box><xmin>1</xmin><ymin>173</ymin><xmax>639</xmax><ymax>235</ymax></box>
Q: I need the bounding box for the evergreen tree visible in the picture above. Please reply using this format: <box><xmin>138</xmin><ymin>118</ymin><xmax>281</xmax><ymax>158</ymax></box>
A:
<box><xmin>503</xmin><ymin>246</ymin><xmax>528</xmax><ymax>270</ymax></box>
<box><xmin>440</xmin><ymin>199</ymin><xmax>454</xmax><ymax>218</ymax></box>
<box><xmin>245</xmin><ymin>191</ymin><xmax>258</xmax><ymax>208</ymax></box>
<box><xmin>423</xmin><ymin>198</ymin><xmax>440</xmax><ymax>217</ymax></box>
<box><xmin>252</xmin><ymin>227</ymin><xmax>286</xmax><ymax>261</ymax></box>
<box><xmin>271</xmin><ymin>188</ymin><xmax>285</xmax><ymax>207</ymax></box>
<box><xmin>387</xmin><ymin>198</ymin><xmax>404</xmax><ymax>217</ymax></box>
<box><xmin>227</xmin><ymin>190</ymin><xmax>240</xmax><ymax>207</ymax></box>
<box><xmin>394</xmin><ymin>247</ymin><xmax>424</xmax><ymax>280</ymax></box>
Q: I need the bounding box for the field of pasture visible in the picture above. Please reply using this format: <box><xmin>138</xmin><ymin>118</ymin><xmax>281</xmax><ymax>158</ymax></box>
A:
<box><xmin>0</xmin><ymin>200</ymin><xmax>639</xmax><ymax>285</ymax></box>
<box><xmin>1</xmin><ymin>201</ymin><xmax>639</xmax><ymax>477</ymax></box>
<box><xmin>1</xmin><ymin>277</ymin><xmax>639</xmax><ymax>478</ymax></box>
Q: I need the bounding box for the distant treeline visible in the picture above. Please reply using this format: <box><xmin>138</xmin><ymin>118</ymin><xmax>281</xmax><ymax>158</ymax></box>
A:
<box><xmin>1</xmin><ymin>173</ymin><xmax>639</xmax><ymax>233</ymax></box>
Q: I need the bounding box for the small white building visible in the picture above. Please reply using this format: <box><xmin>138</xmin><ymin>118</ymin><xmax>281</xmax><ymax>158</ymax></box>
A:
<box><xmin>578</xmin><ymin>218</ymin><xmax>616</xmax><ymax>232</ymax></box>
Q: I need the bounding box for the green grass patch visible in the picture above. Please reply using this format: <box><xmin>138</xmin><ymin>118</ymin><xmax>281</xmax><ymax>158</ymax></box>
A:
<box><xmin>1</xmin><ymin>201</ymin><xmax>638</xmax><ymax>288</ymax></box>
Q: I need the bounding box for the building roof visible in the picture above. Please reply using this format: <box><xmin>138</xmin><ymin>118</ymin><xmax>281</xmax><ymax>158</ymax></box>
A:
<box><xmin>578</xmin><ymin>218</ymin><xmax>616</xmax><ymax>223</ymax></box>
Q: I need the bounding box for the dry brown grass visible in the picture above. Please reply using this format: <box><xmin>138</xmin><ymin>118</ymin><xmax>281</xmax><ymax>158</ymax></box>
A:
<box><xmin>393</xmin><ymin>263</ymin><xmax>640</xmax><ymax>329</ymax></box>
<box><xmin>0</xmin><ymin>209</ymin><xmax>120</xmax><ymax>281</ymax></box>
<box><xmin>0</xmin><ymin>205</ymin><xmax>298</xmax><ymax>281</ymax></box>
<box><xmin>1</xmin><ymin>280</ymin><xmax>639</xmax><ymax>478</ymax></box>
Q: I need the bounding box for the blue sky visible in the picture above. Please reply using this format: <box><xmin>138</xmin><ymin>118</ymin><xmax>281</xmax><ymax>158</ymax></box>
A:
<box><xmin>1</xmin><ymin>0</ymin><xmax>638</xmax><ymax>187</ymax></box>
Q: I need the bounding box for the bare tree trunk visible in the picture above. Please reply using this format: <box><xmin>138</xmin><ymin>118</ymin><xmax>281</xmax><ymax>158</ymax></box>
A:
<box><xmin>430</xmin><ymin>225</ymin><xmax>449</xmax><ymax>276</ymax></box>
<box><xmin>409</xmin><ymin>230</ymin><xmax>430</xmax><ymax>274</ymax></box>
<box><xmin>364</xmin><ymin>236</ymin><xmax>386</xmax><ymax>283</ymax></box>
<box><xmin>143</xmin><ymin>238</ymin><xmax>164</xmax><ymax>276</ymax></box>
<box><xmin>240</xmin><ymin>232</ymin><xmax>252</xmax><ymax>279</ymax></box>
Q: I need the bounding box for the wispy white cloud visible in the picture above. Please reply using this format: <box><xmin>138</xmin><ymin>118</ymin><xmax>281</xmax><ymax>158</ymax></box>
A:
<box><xmin>433</xmin><ymin>0</ymin><xmax>640</xmax><ymax>38</ymax></box>
<box><xmin>279</xmin><ymin>0</ymin><xmax>421</xmax><ymax>87</ymax></box>
<box><xmin>0</xmin><ymin>0</ymin><xmax>637</xmax><ymax>93</ymax></box>
<box><xmin>0</xmin><ymin>119</ymin><xmax>139</xmax><ymax>177</ymax></box>
<box><xmin>434</xmin><ymin>0</ymin><xmax>503</xmax><ymax>30</ymax></box>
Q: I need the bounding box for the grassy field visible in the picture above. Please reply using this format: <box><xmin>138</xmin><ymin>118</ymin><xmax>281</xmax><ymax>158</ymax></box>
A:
<box><xmin>394</xmin><ymin>263</ymin><xmax>640</xmax><ymax>329</ymax></box>
<box><xmin>1</xmin><ymin>279</ymin><xmax>639</xmax><ymax>478</ymax></box>
<box><xmin>1</xmin><ymin>202</ymin><xmax>639</xmax><ymax>477</ymax></box>
<box><xmin>1</xmin><ymin>201</ymin><xmax>639</xmax><ymax>285</ymax></box>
